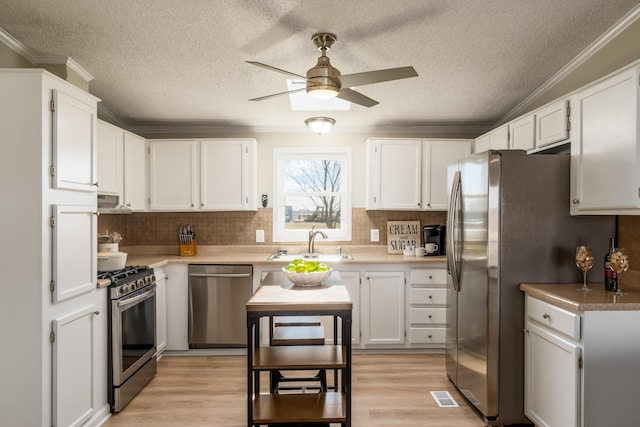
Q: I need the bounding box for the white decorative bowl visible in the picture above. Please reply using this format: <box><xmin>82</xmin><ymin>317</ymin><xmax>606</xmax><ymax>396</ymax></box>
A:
<box><xmin>282</xmin><ymin>268</ymin><xmax>333</xmax><ymax>287</ymax></box>
<box><xmin>97</xmin><ymin>251</ymin><xmax>127</xmax><ymax>272</ymax></box>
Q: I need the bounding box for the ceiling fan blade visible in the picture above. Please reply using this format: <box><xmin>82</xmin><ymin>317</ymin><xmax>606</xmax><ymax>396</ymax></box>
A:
<box><xmin>246</xmin><ymin>61</ymin><xmax>307</xmax><ymax>80</ymax></box>
<box><xmin>338</xmin><ymin>66</ymin><xmax>418</xmax><ymax>88</ymax></box>
<box><xmin>249</xmin><ymin>87</ymin><xmax>306</xmax><ymax>102</ymax></box>
<box><xmin>336</xmin><ymin>88</ymin><xmax>379</xmax><ymax>108</ymax></box>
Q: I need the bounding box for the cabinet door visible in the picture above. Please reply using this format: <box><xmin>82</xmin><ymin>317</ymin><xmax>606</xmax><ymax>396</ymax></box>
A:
<box><xmin>200</xmin><ymin>139</ymin><xmax>254</xmax><ymax>210</ymax></box>
<box><xmin>155</xmin><ymin>270</ymin><xmax>167</xmax><ymax>356</ymax></box>
<box><xmin>571</xmin><ymin>66</ymin><xmax>640</xmax><ymax>213</ymax></box>
<box><xmin>536</xmin><ymin>99</ymin><xmax>569</xmax><ymax>148</ymax></box>
<box><xmin>490</xmin><ymin>124</ymin><xmax>509</xmax><ymax>149</ymax></box>
<box><xmin>96</xmin><ymin>120</ymin><xmax>123</xmax><ymax>196</ymax></box>
<box><xmin>423</xmin><ymin>140</ymin><xmax>471</xmax><ymax>210</ymax></box>
<box><xmin>52</xmin><ymin>205</ymin><xmax>97</xmax><ymax>302</ymax></box>
<box><xmin>51</xmin><ymin>89</ymin><xmax>97</xmax><ymax>192</ymax></box>
<box><xmin>525</xmin><ymin>321</ymin><xmax>580</xmax><ymax>427</ymax></box>
<box><xmin>366</xmin><ymin>139</ymin><xmax>422</xmax><ymax>210</ymax></box>
<box><xmin>164</xmin><ymin>264</ymin><xmax>189</xmax><ymax>351</ymax></box>
<box><xmin>320</xmin><ymin>271</ymin><xmax>361</xmax><ymax>345</ymax></box>
<box><xmin>363</xmin><ymin>271</ymin><xmax>405</xmax><ymax>345</ymax></box>
<box><xmin>510</xmin><ymin>114</ymin><xmax>535</xmax><ymax>150</ymax></box>
<box><xmin>123</xmin><ymin>132</ymin><xmax>147</xmax><ymax>210</ymax></box>
<box><xmin>149</xmin><ymin>140</ymin><xmax>197</xmax><ymax>210</ymax></box>
<box><xmin>474</xmin><ymin>133</ymin><xmax>491</xmax><ymax>153</ymax></box>
<box><xmin>52</xmin><ymin>305</ymin><xmax>99</xmax><ymax>427</ymax></box>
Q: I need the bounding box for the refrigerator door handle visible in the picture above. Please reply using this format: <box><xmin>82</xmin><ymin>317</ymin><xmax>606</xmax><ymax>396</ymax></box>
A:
<box><xmin>447</xmin><ymin>170</ymin><xmax>462</xmax><ymax>291</ymax></box>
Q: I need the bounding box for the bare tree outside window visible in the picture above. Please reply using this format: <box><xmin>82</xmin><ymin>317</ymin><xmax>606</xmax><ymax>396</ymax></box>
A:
<box><xmin>284</xmin><ymin>159</ymin><xmax>341</xmax><ymax>229</ymax></box>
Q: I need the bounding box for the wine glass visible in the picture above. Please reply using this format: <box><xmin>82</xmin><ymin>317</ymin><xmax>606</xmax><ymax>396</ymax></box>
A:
<box><xmin>608</xmin><ymin>248</ymin><xmax>629</xmax><ymax>296</ymax></box>
<box><xmin>575</xmin><ymin>245</ymin><xmax>595</xmax><ymax>292</ymax></box>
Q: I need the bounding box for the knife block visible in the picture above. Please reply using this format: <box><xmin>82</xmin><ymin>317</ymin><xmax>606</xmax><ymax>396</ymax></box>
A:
<box><xmin>180</xmin><ymin>239</ymin><xmax>196</xmax><ymax>256</ymax></box>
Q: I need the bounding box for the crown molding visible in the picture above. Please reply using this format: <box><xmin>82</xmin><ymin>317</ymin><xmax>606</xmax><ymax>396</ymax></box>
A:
<box><xmin>0</xmin><ymin>27</ymin><xmax>37</xmax><ymax>64</ymax></box>
<box><xmin>499</xmin><ymin>3</ymin><xmax>640</xmax><ymax>125</ymax></box>
<box><xmin>97</xmin><ymin>104</ymin><xmax>130</xmax><ymax>129</ymax></box>
<box><xmin>126</xmin><ymin>123</ymin><xmax>488</xmax><ymax>136</ymax></box>
<box><xmin>0</xmin><ymin>25</ymin><xmax>94</xmax><ymax>82</ymax></box>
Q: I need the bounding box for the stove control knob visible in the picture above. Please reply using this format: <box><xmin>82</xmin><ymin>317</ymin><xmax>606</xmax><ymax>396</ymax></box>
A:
<box><xmin>119</xmin><ymin>284</ymin><xmax>128</xmax><ymax>294</ymax></box>
<box><xmin>137</xmin><ymin>278</ymin><xmax>145</xmax><ymax>288</ymax></box>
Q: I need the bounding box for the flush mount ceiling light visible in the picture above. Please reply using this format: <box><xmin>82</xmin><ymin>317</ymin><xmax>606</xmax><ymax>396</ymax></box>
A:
<box><xmin>305</xmin><ymin>117</ymin><xmax>335</xmax><ymax>135</ymax></box>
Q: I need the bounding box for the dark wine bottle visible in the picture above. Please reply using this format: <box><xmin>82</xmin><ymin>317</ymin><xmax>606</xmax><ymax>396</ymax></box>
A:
<box><xmin>604</xmin><ymin>237</ymin><xmax>618</xmax><ymax>292</ymax></box>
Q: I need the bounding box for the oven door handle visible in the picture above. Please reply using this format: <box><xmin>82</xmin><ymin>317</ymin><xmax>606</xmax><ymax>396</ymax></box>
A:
<box><xmin>118</xmin><ymin>285</ymin><xmax>156</xmax><ymax>311</ymax></box>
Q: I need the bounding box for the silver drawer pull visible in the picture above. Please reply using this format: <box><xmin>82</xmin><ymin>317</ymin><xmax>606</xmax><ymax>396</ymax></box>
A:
<box><xmin>428</xmin><ymin>295</ymin><xmax>433</xmax><ymax>299</ymax></box>
<box><xmin>428</xmin><ymin>334</ymin><xmax>432</xmax><ymax>339</ymax></box>
<box><xmin>542</xmin><ymin>313</ymin><xmax>550</xmax><ymax>319</ymax></box>
<box><xmin>428</xmin><ymin>315</ymin><xmax>432</xmax><ymax>319</ymax></box>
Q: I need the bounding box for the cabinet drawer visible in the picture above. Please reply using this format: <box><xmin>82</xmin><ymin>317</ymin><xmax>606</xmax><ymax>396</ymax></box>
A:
<box><xmin>410</xmin><ymin>308</ymin><xmax>446</xmax><ymax>324</ymax></box>
<box><xmin>410</xmin><ymin>288</ymin><xmax>446</xmax><ymax>305</ymax></box>
<box><xmin>409</xmin><ymin>268</ymin><xmax>446</xmax><ymax>285</ymax></box>
<box><xmin>409</xmin><ymin>327</ymin><xmax>446</xmax><ymax>344</ymax></box>
<box><xmin>526</xmin><ymin>296</ymin><xmax>580</xmax><ymax>340</ymax></box>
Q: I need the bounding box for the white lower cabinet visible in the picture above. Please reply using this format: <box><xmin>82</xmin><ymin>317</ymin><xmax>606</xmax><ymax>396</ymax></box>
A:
<box><xmin>155</xmin><ymin>268</ymin><xmax>167</xmax><ymax>357</ymax></box>
<box><xmin>524</xmin><ymin>295</ymin><xmax>640</xmax><ymax>427</ymax></box>
<box><xmin>253</xmin><ymin>262</ymin><xmax>447</xmax><ymax>350</ymax></box>
<box><xmin>164</xmin><ymin>263</ymin><xmax>189</xmax><ymax>351</ymax></box>
<box><xmin>363</xmin><ymin>271</ymin><xmax>405</xmax><ymax>345</ymax></box>
<box><xmin>52</xmin><ymin>305</ymin><xmax>101</xmax><ymax>427</ymax></box>
<box><xmin>408</xmin><ymin>267</ymin><xmax>448</xmax><ymax>347</ymax></box>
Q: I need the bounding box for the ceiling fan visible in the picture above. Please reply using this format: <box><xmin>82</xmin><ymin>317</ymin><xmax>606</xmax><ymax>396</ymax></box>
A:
<box><xmin>247</xmin><ymin>32</ymin><xmax>418</xmax><ymax>108</ymax></box>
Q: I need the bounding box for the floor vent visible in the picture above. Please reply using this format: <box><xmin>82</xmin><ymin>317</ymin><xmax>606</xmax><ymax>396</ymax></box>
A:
<box><xmin>430</xmin><ymin>390</ymin><xmax>459</xmax><ymax>408</ymax></box>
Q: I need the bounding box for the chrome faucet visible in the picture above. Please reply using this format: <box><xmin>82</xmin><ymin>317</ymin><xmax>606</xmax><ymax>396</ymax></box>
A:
<box><xmin>308</xmin><ymin>226</ymin><xmax>328</xmax><ymax>253</ymax></box>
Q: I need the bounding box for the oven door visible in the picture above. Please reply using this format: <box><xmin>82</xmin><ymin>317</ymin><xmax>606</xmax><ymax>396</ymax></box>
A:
<box><xmin>111</xmin><ymin>285</ymin><xmax>157</xmax><ymax>387</ymax></box>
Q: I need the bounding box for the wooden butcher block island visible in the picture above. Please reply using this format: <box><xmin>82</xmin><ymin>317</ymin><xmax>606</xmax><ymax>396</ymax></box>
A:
<box><xmin>246</xmin><ymin>272</ymin><xmax>353</xmax><ymax>426</ymax></box>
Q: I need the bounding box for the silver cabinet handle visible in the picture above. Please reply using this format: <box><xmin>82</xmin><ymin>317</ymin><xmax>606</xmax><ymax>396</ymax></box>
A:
<box><xmin>572</xmin><ymin>199</ymin><xmax>579</xmax><ymax>204</ymax></box>
<box><xmin>93</xmin><ymin>310</ymin><xmax>100</xmax><ymax>316</ymax></box>
<box><xmin>543</xmin><ymin>313</ymin><xmax>550</xmax><ymax>319</ymax></box>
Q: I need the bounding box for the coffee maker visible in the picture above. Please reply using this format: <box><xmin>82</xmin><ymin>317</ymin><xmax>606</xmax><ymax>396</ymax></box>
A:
<box><xmin>422</xmin><ymin>225</ymin><xmax>446</xmax><ymax>256</ymax></box>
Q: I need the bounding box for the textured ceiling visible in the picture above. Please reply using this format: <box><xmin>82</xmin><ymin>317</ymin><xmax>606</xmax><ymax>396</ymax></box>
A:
<box><xmin>1</xmin><ymin>0</ymin><xmax>639</xmax><ymax>133</ymax></box>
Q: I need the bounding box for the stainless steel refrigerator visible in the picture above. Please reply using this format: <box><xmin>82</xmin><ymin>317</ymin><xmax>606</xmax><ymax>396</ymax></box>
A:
<box><xmin>445</xmin><ymin>150</ymin><xmax>615</xmax><ymax>426</ymax></box>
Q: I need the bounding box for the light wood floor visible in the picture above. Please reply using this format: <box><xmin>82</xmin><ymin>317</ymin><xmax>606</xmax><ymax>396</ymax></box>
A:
<box><xmin>105</xmin><ymin>354</ymin><xmax>486</xmax><ymax>427</ymax></box>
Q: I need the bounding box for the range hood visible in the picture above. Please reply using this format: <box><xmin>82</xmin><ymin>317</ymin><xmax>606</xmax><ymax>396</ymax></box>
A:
<box><xmin>97</xmin><ymin>194</ymin><xmax>132</xmax><ymax>214</ymax></box>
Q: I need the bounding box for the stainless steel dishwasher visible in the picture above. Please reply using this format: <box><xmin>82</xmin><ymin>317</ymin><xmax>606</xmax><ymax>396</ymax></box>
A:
<box><xmin>188</xmin><ymin>264</ymin><xmax>253</xmax><ymax>348</ymax></box>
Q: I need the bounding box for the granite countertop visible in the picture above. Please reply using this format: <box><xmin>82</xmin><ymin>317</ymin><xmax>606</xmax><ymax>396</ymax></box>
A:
<box><xmin>97</xmin><ymin>245</ymin><xmax>447</xmax><ymax>288</ymax></box>
<box><xmin>520</xmin><ymin>282</ymin><xmax>640</xmax><ymax>312</ymax></box>
<box><xmin>123</xmin><ymin>245</ymin><xmax>447</xmax><ymax>270</ymax></box>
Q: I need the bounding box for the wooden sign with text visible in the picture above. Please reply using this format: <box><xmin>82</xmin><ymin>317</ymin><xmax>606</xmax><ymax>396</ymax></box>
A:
<box><xmin>387</xmin><ymin>220</ymin><xmax>420</xmax><ymax>254</ymax></box>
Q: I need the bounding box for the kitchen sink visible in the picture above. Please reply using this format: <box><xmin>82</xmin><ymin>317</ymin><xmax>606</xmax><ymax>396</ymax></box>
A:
<box><xmin>267</xmin><ymin>252</ymin><xmax>353</xmax><ymax>262</ymax></box>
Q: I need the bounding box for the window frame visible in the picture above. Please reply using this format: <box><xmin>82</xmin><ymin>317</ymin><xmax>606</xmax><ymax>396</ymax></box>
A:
<box><xmin>272</xmin><ymin>146</ymin><xmax>352</xmax><ymax>243</ymax></box>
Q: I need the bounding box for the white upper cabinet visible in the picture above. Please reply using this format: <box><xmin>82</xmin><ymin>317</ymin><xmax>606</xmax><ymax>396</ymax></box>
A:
<box><xmin>366</xmin><ymin>138</ymin><xmax>422</xmax><ymax>210</ymax></box>
<box><xmin>123</xmin><ymin>131</ymin><xmax>147</xmax><ymax>210</ymax></box>
<box><xmin>423</xmin><ymin>139</ymin><xmax>472</xmax><ymax>210</ymax></box>
<box><xmin>97</xmin><ymin>120</ymin><xmax>123</xmax><ymax>196</ymax></box>
<box><xmin>570</xmin><ymin>65</ymin><xmax>640</xmax><ymax>215</ymax></box>
<box><xmin>474</xmin><ymin>124</ymin><xmax>509</xmax><ymax>153</ymax></box>
<box><xmin>148</xmin><ymin>138</ymin><xmax>257</xmax><ymax>211</ymax></box>
<box><xmin>366</xmin><ymin>138</ymin><xmax>471</xmax><ymax>211</ymax></box>
<box><xmin>97</xmin><ymin>119</ymin><xmax>147</xmax><ymax>210</ymax></box>
<box><xmin>51</xmin><ymin>89</ymin><xmax>98</xmax><ymax>192</ymax></box>
<box><xmin>200</xmin><ymin>139</ymin><xmax>257</xmax><ymax>210</ymax></box>
<box><xmin>510</xmin><ymin>114</ymin><xmax>535</xmax><ymax>151</ymax></box>
<box><xmin>535</xmin><ymin>99</ymin><xmax>569</xmax><ymax>148</ymax></box>
<box><xmin>149</xmin><ymin>139</ymin><xmax>198</xmax><ymax>210</ymax></box>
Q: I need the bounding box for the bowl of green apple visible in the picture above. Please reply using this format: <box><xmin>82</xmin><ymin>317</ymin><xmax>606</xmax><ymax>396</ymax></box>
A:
<box><xmin>282</xmin><ymin>258</ymin><xmax>332</xmax><ymax>287</ymax></box>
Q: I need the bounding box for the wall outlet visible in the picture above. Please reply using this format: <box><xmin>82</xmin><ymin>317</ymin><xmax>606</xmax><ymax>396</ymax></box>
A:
<box><xmin>370</xmin><ymin>229</ymin><xmax>380</xmax><ymax>242</ymax></box>
<box><xmin>256</xmin><ymin>229</ymin><xmax>265</xmax><ymax>243</ymax></box>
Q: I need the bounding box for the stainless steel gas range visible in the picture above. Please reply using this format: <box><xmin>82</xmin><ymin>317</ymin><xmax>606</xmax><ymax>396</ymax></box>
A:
<box><xmin>99</xmin><ymin>266</ymin><xmax>157</xmax><ymax>413</ymax></box>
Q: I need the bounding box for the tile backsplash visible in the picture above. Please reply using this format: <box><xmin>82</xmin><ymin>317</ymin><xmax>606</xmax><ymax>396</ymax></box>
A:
<box><xmin>98</xmin><ymin>208</ymin><xmax>446</xmax><ymax>247</ymax></box>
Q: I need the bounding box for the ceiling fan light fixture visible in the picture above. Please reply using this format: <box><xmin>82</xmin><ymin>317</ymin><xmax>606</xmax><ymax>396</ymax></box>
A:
<box><xmin>305</xmin><ymin>117</ymin><xmax>335</xmax><ymax>135</ymax></box>
<box><xmin>307</xmin><ymin>86</ymin><xmax>339</xmax><ymax>99</ymax></box>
